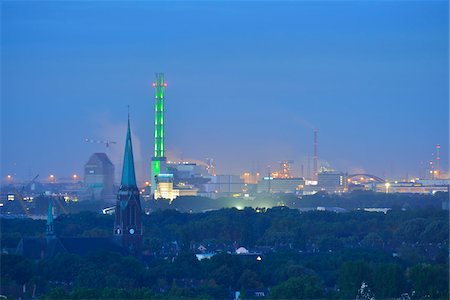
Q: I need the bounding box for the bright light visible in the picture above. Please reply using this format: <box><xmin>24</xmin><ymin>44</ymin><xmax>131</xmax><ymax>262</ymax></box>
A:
<box><xmin>385</xmin><ymin>182</ymin><xmax>390</xmax><ymax>193</ymax></box>
<box><xmin>144</xmin><ymin>181</ymin><xmax>150</xmax><ymax>186</ymax></box>
<box><xmin>152</xmin><ymin>83</ymin><xmax>156</xmax><ymax>87</ymax></box>
<box><xmin>72</xmin><ymin>174</ymin><xmax>78</xmax><ymax>179</ymax></box>
<box><xmin>256</xmin><ymin>256</ymin><xmax>262</xmax><ymax>261</ymax></box>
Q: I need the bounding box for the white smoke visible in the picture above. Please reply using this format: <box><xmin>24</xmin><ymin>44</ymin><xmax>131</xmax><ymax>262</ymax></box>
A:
<box><xmin>93</xmin><ymin>117</ymin><xmax>145</xmax><ymax>185</ymax></box>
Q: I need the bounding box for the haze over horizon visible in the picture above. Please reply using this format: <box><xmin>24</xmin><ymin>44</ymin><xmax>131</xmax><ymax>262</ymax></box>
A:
<box><xmin>2</xmin><ymin>1</ymin><xmax>448</xmax><ymax>183</ymax></box>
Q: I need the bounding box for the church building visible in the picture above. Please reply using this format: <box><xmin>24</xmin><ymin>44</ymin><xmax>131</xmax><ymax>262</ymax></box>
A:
<box><xmin>16</xmin><ymin>115</ymin><xmax>143</xmax><ymax>259</ymax></box>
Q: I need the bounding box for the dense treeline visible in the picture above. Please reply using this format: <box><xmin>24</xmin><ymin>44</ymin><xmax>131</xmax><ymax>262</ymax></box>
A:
<box><xmin>1</xmin><ymin>207</ymin><xmax>448</xmax><ymax>299</ymax></box>
<box><xmin>2</xmin><ymin>206</ymin><xmax>448</xmax><ymax>260</ymax></box>
<box><xmin>3</xmin><ymin>250</ymin><xmax>448</xmax><ymax>299</ymax></box>
<box><xmin>145</xmin><ymin>191</ymin><xmax>446</xmax><ymax>213</ymax></box>
<box><xmin>2</xmin><ymin>190</ymin><xmax>446</xmax><ymax>217</ymax></box>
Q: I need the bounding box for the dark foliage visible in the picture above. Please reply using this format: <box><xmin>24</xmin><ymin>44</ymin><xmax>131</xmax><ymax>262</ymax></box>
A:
<box><xmin>1</xmin><ymin>206</ymin><xmax>448</xmax><ymax>299</ymax></box>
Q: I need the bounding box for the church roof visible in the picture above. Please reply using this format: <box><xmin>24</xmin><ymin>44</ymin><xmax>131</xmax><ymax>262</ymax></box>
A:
<box><xmin>16</xmin><ymin>236</ymin><xmax>128</xmax><ymax>259</ymax></box>
<box><xmin>16</xmin><ymin>237</ymin><xmax>47</xmax><ymax>260</ymax></box>
<box><xmin>58</xmin><ymin>237</ymin><xmax>127</xmax><ymax>256</ymax></box>
<box><xmin>121</xmin><ymin>117</ymin><xmax>137</xmax><ymax>187</ymax></box>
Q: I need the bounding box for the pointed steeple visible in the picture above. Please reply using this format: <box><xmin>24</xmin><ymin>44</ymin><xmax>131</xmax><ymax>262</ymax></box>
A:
<box><xmin>121</xmin><ymin>112</ymin><xmax>137</xmax><ymax>187</ymax></box>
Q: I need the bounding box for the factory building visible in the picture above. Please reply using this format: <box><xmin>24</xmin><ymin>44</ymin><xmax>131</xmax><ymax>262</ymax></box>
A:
<box><xmin>154</xmin><ymin>174</ymin><xmax>178</xmax><ymax>201</ymax></box>
<box><xmin>84</xmin><ymin>153</ymin><xmax>115</xmax><ymax>200</ymax></box>
<box><xmin>317</xmin><ymin>171</ymin><xmax>347</xmax><ymax>193</ymax></box>
<box><xmin>241</xmin><ymin>172</ymin><xmax>261</xmax><ymax>185</ymax></box>
<box><xmin>256</xmin><ymin>177</ymin><xmax>305</xmax><ymax>194</ymax></box>
<box><xmin>376</xmin><ymin>180</ymin><xmax>449</xmax><ymax>194</ymax></box>
<box><xmin>301</xmin><ymin>180</ymin><xmax>319</xmax><ymax>195</ymax></box>
<box><xmin>167</xmin><ymin>162</ymin><xmax>209</xmax><ymax>179</ymax></box>
<box><xmin>149</xmin><ymin>74</ymin><xmax>202</xmax><ymax>201</ymax></box>
<box><xmin>202</xmin><ymin>175</ymin><xmax>244</xmax><ymax>198</ymax></box>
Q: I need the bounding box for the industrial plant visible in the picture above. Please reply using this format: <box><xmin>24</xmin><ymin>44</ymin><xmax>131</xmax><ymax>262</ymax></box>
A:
<box><xmin>1</xmin><ymin>73</ymin><xmax>448</xmax><ymax>215</ymax></box>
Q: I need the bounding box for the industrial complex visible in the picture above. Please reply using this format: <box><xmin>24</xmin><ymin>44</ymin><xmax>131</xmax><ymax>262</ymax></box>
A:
<box><xmin>1</xmin><ymin>74</ymin><xmax>448</xmax><ymax>213</ymax></box>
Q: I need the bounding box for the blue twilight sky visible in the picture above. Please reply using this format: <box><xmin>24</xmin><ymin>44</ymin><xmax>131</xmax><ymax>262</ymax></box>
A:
<box><xmin>1</xmin><ymin>1</ymin><xmax>448</xmax><ymax>183</ymax></box>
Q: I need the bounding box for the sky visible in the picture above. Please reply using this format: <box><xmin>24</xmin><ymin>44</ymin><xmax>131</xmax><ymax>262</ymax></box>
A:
<box><xmin>1</xmin><ymin>1</ymin><xmax>449</xmax><ymax>183</ymax></box>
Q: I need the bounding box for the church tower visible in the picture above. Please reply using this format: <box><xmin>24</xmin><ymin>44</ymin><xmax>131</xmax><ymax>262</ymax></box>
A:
<box><xmin>114</xmin><ymin>114</ymin><xmax>143</xmax><ymax>255</ymax></box>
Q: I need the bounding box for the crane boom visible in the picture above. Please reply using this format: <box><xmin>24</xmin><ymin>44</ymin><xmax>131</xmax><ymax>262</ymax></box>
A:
<box><xmin>85</xmin><ymin>138</ymin><xmax>117</xmax><ymax>148</ymax></box>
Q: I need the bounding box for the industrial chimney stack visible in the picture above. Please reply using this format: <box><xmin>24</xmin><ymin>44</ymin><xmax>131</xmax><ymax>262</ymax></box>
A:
<box><xmin>435</xmin><ymin>144</ymin><xmax>440</xmax><ymax>180</ymax></box>
<box><xmin>313</xmin><ymin>130</ymin><xmax>318</xmax><ymax>180</ymax></box>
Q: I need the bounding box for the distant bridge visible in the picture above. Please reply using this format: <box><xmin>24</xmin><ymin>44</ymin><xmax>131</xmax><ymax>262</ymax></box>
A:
<box><xmin>347</xmin><ymin>174</ymin><xmax>385</xmax><ymax>183</ymax></box>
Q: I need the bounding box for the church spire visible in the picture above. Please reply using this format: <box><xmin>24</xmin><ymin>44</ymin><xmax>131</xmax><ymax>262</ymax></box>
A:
<box><xmin>114</xmin><ymin>111</ymin><xmax>143</xmax><ymax>255</ymax></box>
<box><xmin>121</xmin><ymin>112</ymin><xmax>137</xmax><ymax>187</ymax></box>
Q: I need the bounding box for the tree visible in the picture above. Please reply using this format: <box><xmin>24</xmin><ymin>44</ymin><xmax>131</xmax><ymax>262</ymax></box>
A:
<box><xmin>211</xmin><ymin>265</ymin><xmax>234</xmax><ymax>287</ymax></box>
<box><xmin>373</xmin><ymin>264</ymin><xmax>407</xmax><ymax>298</ymax></box>
<box><xmin>338</xmin><ymin>261</ymin><xmax>373</xmax><ymax>299</ymax></box>
<box><xmin>1</xmin><ymin>254</ymin><xmax>35</xmax><ymax>285</ymax></box>
<box><xmin>238</xmin><ymin>269</ymin><xmax>263</xmax><ymax>290</ymax></box>
<box><xmin>394</xmin><ymin>218</ymin><xmax>426</xmax><ymax>243</ymax></box>
<box><xmin>39</xmin><ymin>253</ymin><xmax>82</xmax><ymax>282</ymax></box>
<box><xmin>43</xmin><ymin>288</ymin><xmax>70</xmax><ymax>299</ymax></box>
<box><xmin>361</xmin><ymin>233</ymin><xmax>384</xmax><ymax>250</ymax></box>
<box><xmin>172</xmin><ymin>252</ymin><xmax>201</xmax><ymax>279</ymax></box>
<box><xmin>419</xmin><ymin>220</ymin><xmax>448</xmax><ymax>244</ymax></box>
<box><xmin>269</xmin><ymin>276</ymin><xmax>324</xmax><ymax>299</ymax></box>
<box><xmin>408</xmin><ymin>264</ymin><xmax>449</xmax><ymax>299</ymax></box>
<box><xmin>318</xmin><ymin>236</ymin><xmax>343</xmax><ymax>252</ymax></box>
<box><xmin>356</xmin><ymin>281</ymin><xmax>375</xmax><ymax>300</ymax></box>
<box><xmin>71</xmin><ymin>287</ymin><xmax>101</xmax><ymax>299</ymax></box>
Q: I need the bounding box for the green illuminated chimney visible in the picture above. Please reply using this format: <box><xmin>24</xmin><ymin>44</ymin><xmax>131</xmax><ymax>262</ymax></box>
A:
<box><xmin>151</xmin><ymin>73</ymin><xmax>167</xmax><ymax>194</ymax></box>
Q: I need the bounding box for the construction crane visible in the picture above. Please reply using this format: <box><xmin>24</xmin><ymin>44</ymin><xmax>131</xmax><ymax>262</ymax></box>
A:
<box><xmin>10</xmin><ymin>174</ymin><xmax>39</xmax><ymax>216</ymax></box>
<box><xmin>24</xmin><ymin>174</ymin><xmax>39</xmax><ymax>192</ymax></box>
<box><xmin>85</xmin><ymin>138</ymin><xmax>117</xmax><ymax>149</ymax></box>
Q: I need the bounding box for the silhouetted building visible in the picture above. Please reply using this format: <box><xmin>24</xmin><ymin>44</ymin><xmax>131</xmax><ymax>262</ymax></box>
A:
<box><xmin>16</xmin><ymin>117</ymin><xmax>143</xmax><ymax>260</ymax></box>
<box><xmin>155</xmin><ymin>174</ymin><xmax>178</xmax><ymax>201</ymax></box>
<box><xmin>206</xmin><ymin>175</ymin><xmax>245</xmax><ymax>197</ymax></box>
<box><xmin>257</xmin><ymin>177</ymin><xmax>305</xmax><ymax>194</ymax></box>
<box><xmin>16</xmin><ymin>197</ymin><xmax>126</xmax><ymax>260</ymax></box>
<box><xmin>317</xmin><ymin>171</ymin><xmax>347</xmax><ymax>193</ymax></box>
<box><xmin>84</xmin><ymin>153</ymin><xmax>115</xmax><ymax>200</ymax></box>
<box><xmin>113</xmin><ymin>117</ymin><xmax>143</xmax><ymax>255</ymax></box>
<box><xmin>375</xmin><ymin>181</ymin><xmax>448</xmax><ymax>194</ymax></box>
